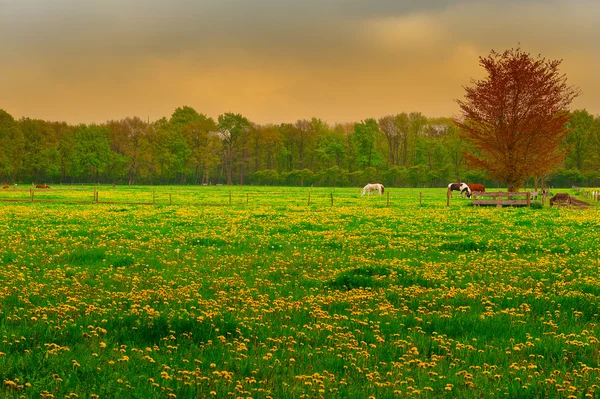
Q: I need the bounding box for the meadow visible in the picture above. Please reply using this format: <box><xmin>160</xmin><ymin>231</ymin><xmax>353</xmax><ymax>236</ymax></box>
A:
<box><xmin>1</xmin><ymin>186</ymin><xmax>600</xmax><ymax>398</ymax></box>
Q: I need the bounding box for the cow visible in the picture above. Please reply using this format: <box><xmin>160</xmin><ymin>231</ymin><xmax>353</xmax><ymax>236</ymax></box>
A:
<box><xmin>549</xmin><ymin>193</ymin><xmax>571</xmax><ymax>206</ymax></box>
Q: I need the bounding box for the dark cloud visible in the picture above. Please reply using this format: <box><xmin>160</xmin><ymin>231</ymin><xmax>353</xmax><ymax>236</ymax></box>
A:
<box><xmin>1</xmin><ymin>0</ymin><xmax>462</xmax><ymax>57</ymax></box>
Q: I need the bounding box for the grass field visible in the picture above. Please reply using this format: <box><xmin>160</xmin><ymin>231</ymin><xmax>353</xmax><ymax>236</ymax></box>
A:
<box><xmin>1</xmin><ymin>186</ymin><xmax>600</xmax><ymax>398</ymax></box>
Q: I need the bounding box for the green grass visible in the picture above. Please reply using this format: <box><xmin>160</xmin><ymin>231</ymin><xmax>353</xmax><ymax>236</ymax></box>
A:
<box><xmin>0</xmin><ymin>186</ymin><xmax>599</xmax><ymax>398</ymax></box>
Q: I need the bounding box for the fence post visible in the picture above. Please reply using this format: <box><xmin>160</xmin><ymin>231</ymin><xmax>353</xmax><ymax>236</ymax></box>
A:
<box><xmin>169</xmin><ymin>194</ymin><xmax>172</xmax><ymax>205</ymax></box>
<box><xmin>94</xmin><ymin>188</ymin><xmax>97</xmax><ymax>203</ymax></box>
<box><xmin>330</xmin><ymin>193</ymin><xmax>334</xmax><ymax>207</ymax></box>
<box><xmin>30</xmin><ymin>188</ymin><xmax>33</xmax><ymax>202</ymax></box>
<box><xmin>446</xmin><ymin>189</ymin><xmax>450</xmax><ymax>207</ymax></box>
<box><xmin>419</xmin><ymin>192</ymin><xmax>422</xmax><ymax>206</ymax></box>
<box><xmin>307</xmin><ymin>191</ymin><xmax>311</xmax><ymax>206</ymax></box>
<box><xmin>229</xmin><ymin>192</ymin><xmax>232</xmax><ymax>206</ymax></box>
<box><xmin>246</xmin><ymin>193</ymin><xmax>249</xmax><ymax>205</ymax></box>
<box><xmin>387</xmin><ymin>191</ymin><xmax>390</xmax><ymax>207</ymax></box>
<box><xmin>542</xmin><ymin>190</ymin><xmax>547</xmax><ymax>206</ymax></box>
<box><xmin>526</xmin><ymin>192</ymin><xmax>531</xmax><ymax>207</ymax></box>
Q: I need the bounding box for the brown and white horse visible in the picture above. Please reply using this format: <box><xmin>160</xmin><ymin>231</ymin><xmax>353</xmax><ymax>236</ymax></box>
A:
<box><xmin>448</xmin><ymin>182</ymin><xmax>469</xmax><ymax>197</ymax></box>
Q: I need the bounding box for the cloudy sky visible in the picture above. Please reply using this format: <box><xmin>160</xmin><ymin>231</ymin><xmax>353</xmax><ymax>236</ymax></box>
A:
<box><xmin>1</xmin><ymin>0</ymin><xmax>598</xmax><ymax>124</ymax></box>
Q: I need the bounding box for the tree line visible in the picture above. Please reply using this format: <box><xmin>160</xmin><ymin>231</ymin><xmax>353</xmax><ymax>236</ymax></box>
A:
<box><xmin>1</xmin><ymin>106</ymin><xmax>599</xmax><ymax>187</ymax></box>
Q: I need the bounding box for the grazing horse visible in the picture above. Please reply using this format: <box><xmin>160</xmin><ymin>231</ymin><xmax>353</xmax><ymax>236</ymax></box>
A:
<box><xmin>463</xmin><ymin>183</ymin><xmax>485</xmax><ymax>198</ymax></box>
<box><xmin>2</xmin><ymin>185</ymin><xmax>8</xmax><ymax>189</ymax></box>
<box><xmin>35</xmin><ymin>184</ymin><xmax>50</xmax><ymax>189</ymax></box>
<box><xmin>362</xmin><ymin>183</ymin><xmax>385</xmax><ymax>196</ymax></box>
<box><xmin>448</xmin><ymin>182</ymin><xmax>468</xmax><ymax>197</ymax></box>
<box><xmin>549</xmin><ymin>193</ymin><xmax>571</xmax><ymax>206</ymax></box>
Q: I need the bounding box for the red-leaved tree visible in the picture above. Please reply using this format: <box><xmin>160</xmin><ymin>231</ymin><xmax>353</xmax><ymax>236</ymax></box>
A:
<box><xmin>456</xmin><ymin>48</ymin><xmax>579</xmax><ymax>192</ymax></box>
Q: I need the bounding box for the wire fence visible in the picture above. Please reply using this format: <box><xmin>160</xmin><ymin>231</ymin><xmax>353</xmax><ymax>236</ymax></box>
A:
<box><xmin>4</xmin><ymin>185</ymin><xmax>591</xmax><ymax>209</ymax></box>
<box><xmin>575</xmin><ymin>187</ymin><xmax>600</xmax><ymax>203</ymax></box>
<box><xmin>0</xmin><ymin>186</ymin><xmax>464</xmax><ymax>209</ymax></box>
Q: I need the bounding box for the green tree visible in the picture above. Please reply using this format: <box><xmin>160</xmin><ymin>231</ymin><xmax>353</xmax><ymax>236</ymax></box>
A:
<box><xmin>315</xmin><ymin>128</ymin><xmax>346</xmax><ymax>169</ymax></box>
<box><xmin>565</xmin><ymin>109</ymin><xmax>595</xmax><ymax>170</ymax></box>
<box><xmin>218</xmin><ymin>113</ymin><xmax>250</xmax><ymax>185</ymax></box>
<box><xmin>19</xmin><ymin>118</ymin><xmax>62</xmax><ymax>182</ymax></box>
<box><xmin>378</xmin><ymin>115</ymin><xmax>399</xmax><ymax>166</ymax></box>
<box><xmin>181</xmin><ymin>115</ymin><xmax>218</xmax><ymax>184</ymax></box>
<box><xmin>106</xmin><ymin>117</ymin><xmax>152</xmax><ymax>185</ymax></box>
<box><xmin>0</xmin><ymin>110</ymin><xmax>25</xmax><ymax>181</ymax></box>
<box><xmin>442</xmin><ymin>122</ymin><xmax>466</xmax><ymax>181</ymax></box>
<box><xmin>378</xmin><ymin>113</ymin><xmax>424</xmax><ymax>168</ymax></box>
<box><xmin>588</xmin><ymin>117</ymin><xmax>600</xmax><ymax>170</ymax></box>
<box><xmin>72</xmin><ymin>124</ymin><xmax>113</xmax><ymax>182</ymax></box>
<box><xmin>352</xmin><ymin>119</ymin><xmax>383</xmax><ymax>169</ymax></box>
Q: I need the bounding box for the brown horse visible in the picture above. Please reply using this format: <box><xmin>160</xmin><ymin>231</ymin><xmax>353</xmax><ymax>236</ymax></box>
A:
<box><xmin>2</xmin><ymin>185</ymin><xmax>9</xmax><ymax>189</ymax></box>
<box><xmin>35</xmin><ymin>184</ymin><xmax>50</xmax><ymax>189</ymax></box>
<box><xmin>464</xmin><ymin>184</ymin><xmax>485</xmax><ymax>198</ymax></box>
<box><xmin>549</xmin><ymin>193</ymin><xmax>571</xmax><ymax>206</ymax></box>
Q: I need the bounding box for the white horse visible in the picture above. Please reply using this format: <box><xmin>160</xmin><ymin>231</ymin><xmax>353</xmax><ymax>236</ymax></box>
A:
<box><xmin>362</xmin><ymin>183</ymin><xmax>385</xmax><ymax>196</ymax></box>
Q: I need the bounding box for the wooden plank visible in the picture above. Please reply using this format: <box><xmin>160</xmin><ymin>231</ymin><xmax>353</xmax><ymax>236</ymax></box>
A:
<box><xmin>33</xmin><ymin>200</ymin><xmax>93</xmax><ymax>204</ymax></box>
<box><xmin>472</xmin><ymin>191</ymin><xmax>537</xmax><ymax>197</ymax></box>
<box><xmin>0</xmin><ymin>199</ymin><xmax>32</xmax><ymax>203</ymax></box>
<box><xmin>473</xmin><ymin>200</ymin><xmax>502</xmax><ymax>205</ymax></box>
<box><xmin>0</xmin><ymin>199</ymin><xmax>93</xmax><ymax>204</ymax></box>
<box><xmin>97</xmin><ymin>201</ymin><xmax>153</xmax><ymax>205</ymax></box>
<box><xmin>473</xmin><ymin>199</ymin><xmax>529</xmax><ymax>206</ymax></box>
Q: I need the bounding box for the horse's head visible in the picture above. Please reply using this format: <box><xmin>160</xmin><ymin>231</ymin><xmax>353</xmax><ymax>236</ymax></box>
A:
<box><xmin>459</xmin><ymin>183</ymin><xmax>471</xmax><ymax>198</ymax></box>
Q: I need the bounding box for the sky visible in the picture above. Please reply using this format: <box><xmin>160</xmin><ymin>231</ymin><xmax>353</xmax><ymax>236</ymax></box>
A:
<box><xmin>1</xmin><ymin>0</ymin><xmax>599</xmax><ymax>125</ymax></box>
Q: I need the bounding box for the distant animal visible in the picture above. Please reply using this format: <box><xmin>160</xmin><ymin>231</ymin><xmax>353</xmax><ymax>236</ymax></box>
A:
<box><xmin>463</xmin><ymin>183</ymin><xmax>486</xmax><ymax>198</ymax></box>
<box><xmin>448</xmin><ymin>182</ymin><xmax>468</xmax><ymax>197</ymax></box>
<box><xmin>362</xmin><ymin>183</ymin><xmax>385</xmax><ymax>196</ymax></box>
<box><xmin>549</xmin><ymin>193</ymin><xmax>571</xmax><ymax>206</ymax></box>
<box><xmin>35</xmin><ymin>184</ymin><xmax>50</xmax><ymax>189</ymax></box>
<box><xmin>2</xmin><ymin>185</ymin><xmax>8</xmax><ymax>189</ymax></box>
<box><xmin>458</xmin><ymin>183</ymin><xmax>470</xmax><ymax>197</ymax></box>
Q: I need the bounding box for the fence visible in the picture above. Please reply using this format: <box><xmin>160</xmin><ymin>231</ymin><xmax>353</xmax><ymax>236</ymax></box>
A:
<box><xmin>577</xmin><ymin>188</ymin><xmax>600</xmax><ymax>203</ymax></box>
<box><xmin>0</xmin><ymin>186</ymin><xmax>459</xmax><ymax>209</ymax></box>
<box><xmin>470</xmin><ymin>191</ymin><xmax>541</xmax><ymax>207</ymax></box>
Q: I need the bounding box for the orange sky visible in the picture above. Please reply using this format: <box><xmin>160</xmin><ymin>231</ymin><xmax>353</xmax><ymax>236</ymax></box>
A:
<box><xmin>1</xmin><ymin>0</ymin><xmax>599</xmax><ymax>125</ymax></box>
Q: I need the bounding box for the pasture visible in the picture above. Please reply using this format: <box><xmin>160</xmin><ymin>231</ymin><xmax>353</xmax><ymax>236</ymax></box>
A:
<box><xmin>1</xmin><ymin>186</ymin><xmax>599</xmax><ymax>398</ymax></box>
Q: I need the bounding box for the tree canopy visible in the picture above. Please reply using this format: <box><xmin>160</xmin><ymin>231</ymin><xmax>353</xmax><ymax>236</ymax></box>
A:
<box><xmin>456</xmin><ymin>48</ymin><xmax>580</xmax><ymax>191</ymax></box>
